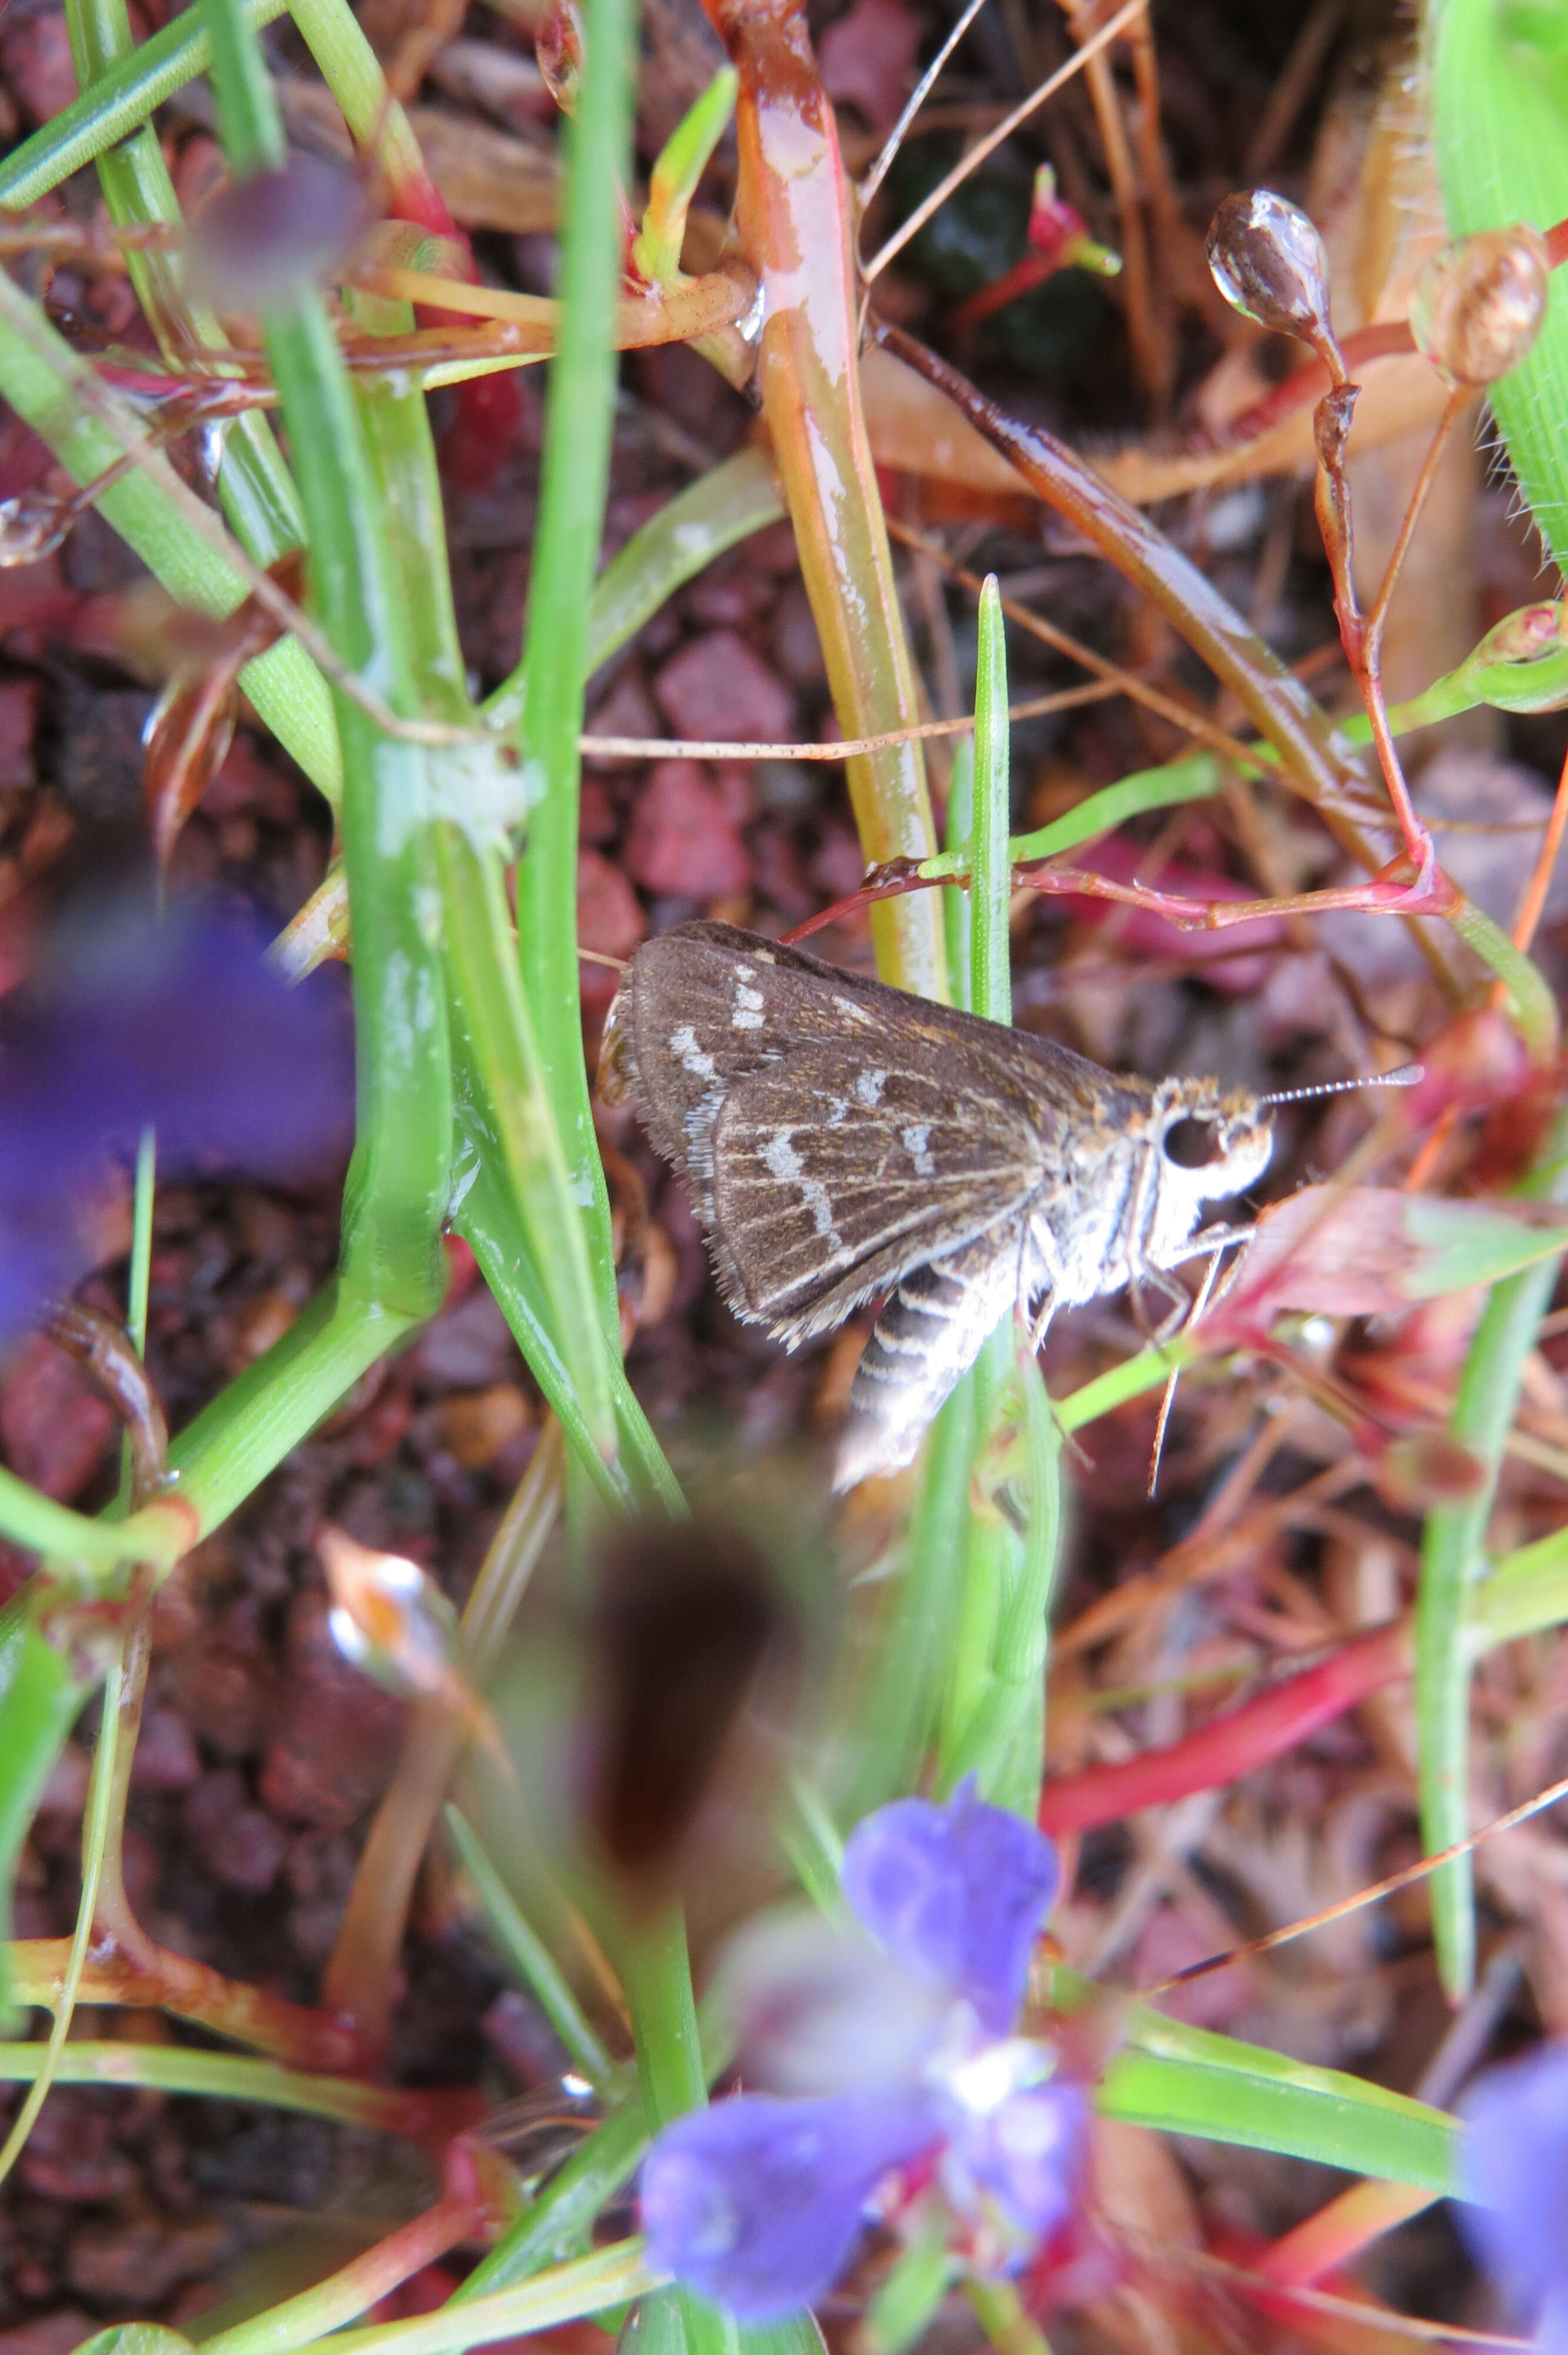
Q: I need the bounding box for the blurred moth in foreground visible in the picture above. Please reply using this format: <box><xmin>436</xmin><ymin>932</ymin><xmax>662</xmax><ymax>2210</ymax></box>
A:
<box><xmin>600</xmin><ymin>921</ymin><xmax>1407</xmax><ymax>1489</ymax></box>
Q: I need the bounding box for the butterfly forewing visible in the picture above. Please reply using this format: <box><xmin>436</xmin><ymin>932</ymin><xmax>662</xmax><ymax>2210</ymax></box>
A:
<box><xmin>604</xmin><ymin>920</ymin><xmax>1158</xmax><ymax>1342</ymax></box>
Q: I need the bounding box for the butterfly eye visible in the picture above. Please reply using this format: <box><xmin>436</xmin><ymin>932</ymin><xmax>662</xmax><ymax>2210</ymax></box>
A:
<box><xmin>1162</xmin><ymin>1114</ymin><xmax>1228</xmax><ymax>1170</ymax></box>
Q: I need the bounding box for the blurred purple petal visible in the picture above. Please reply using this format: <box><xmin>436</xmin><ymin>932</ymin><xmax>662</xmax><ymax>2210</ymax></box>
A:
<box><xmin>716</xmin><ymin>1910</ymin><xmax>950</xmax><ymax>2097</ymax></box>
<box><xmin>842</xmin><ymin>1781</ymin><xmax>1059</xmax><ymax>2034</ymax></box>
<box><xmin>1459</xmin><ymin>2039</ymin><xmax>1568</xmax><ymax>2331</ymax></box>
<box><xmin>941</xmin><ymin>2071</ymin><xmax>1087</xmax><ymax>2240</ymax></box>
<box><xmin>0</xmin><ymin>901</ymin><xmax>350</xmax><ymax>1337</ymax></box>
<box><xmin>640</xmin><ymin>2090</ymin><xmax>938</xmax><ymax>2321</ymax></box>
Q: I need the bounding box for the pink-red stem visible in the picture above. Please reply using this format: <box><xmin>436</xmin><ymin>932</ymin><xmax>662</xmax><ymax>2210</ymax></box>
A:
<box><xmin>1038</xmin><ymin>1620</ymin><xmax>1409</xmax><ymax>1835</ymax></box>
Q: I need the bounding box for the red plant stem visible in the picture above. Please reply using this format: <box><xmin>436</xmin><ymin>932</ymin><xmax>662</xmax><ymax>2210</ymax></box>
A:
<box><xmin>1254</xmin><ymin>2181</ymin><xmax>1438</xmax><ymax>2290</ymax></box>
<box><xmin>11</xmin><ymin>1938</ymin><xmax>363</xmax><ymax>2072</ymax></box>
<box><xmin>780</xmin><ymin>847</ymin><xmax>1459</xmax><ymax>949</ymax></box>
<box><xmin>203</xmin><ymin>2175</ymin><xmax>487</xmax><ymax>2355</ymax></box>
<box><xmin>702</xmin><ymin>0</ymin><xmax>946</xmax><ymax>1000</ymax></box>
<box><xmin>1037</xmin><ymin>1620</ymin><xmax>1409</xmax><ymax>1835</ymax></box>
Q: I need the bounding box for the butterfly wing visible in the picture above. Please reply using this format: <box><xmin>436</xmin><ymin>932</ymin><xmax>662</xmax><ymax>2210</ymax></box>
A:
<box><xmin>707</xmin><ymin>1046</ymin><xmax>1039</xmax><ymax>1339</ymax></box>
<box><xmin>604</xmin><ymin>920</ymin><xmax>1158</xmax><ymax>1344</ymax></box>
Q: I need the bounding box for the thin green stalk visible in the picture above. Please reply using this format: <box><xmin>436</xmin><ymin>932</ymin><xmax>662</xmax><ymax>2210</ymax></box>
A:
<box><xmin>919</xmin><ymin>755</ymin><xmax>1219</xmax><ymax>883</ymax></box>
<box><xmin>0</xmin><ymin>1648</ymin><xmax>126</xmax><ymax>2183</ymax></box>
<box><xmin>986</xmin><ymin>1354</ymin><xmax>1060</xmax><ymax>1816</ymax></box>
<box><xmin>938</xmin><ymin>1497</ymin><xmax>1007</xmax><ymax>1789</ymax></box>
<box><xmin>968</xmin><ymin>578</ymin><xmax>1011</xmax><ymax>1029</ymax></box>
<box><xmin>343</xmin><ymin>256</ymin><xmax>617</xmax><ymax>1460</ymax></box>
<box><xmin>284</xmin><ymin>0</ymin><xmax>449</xmax><ymax>214</ymax></box>
<box><xmin>1057</xmin><ymin>1338</ymin><xmax>1190</xmax><ymax>1432</ymax></box>
<box><xmin>942</xmin><ymin>741</ymin><xmax>975</xmax><ymax>1012</ymax></box>
<box><xmin>513</xmin><ymin>0</ymin><xmax>637</xmax><ymax>1325</ymax></box>
<box><xmin>0</xmin><ymin>2041</ymin><xmax>431</xmax><ymax>2126</ymax></box>
<box><xmin>444</xmin><ymin>1806</ymin><xmax>616</xmax><ymax>2088</ymax></box>
<box><xmin>846</xmin><ymin>1378</ymin><xmax>976</xmax><ymax>1819</ymax></box>
<box><xmin>439</xmin><ymin>832</ymin><xmax>617</xmax><ymax>1457</ymax></box>
<box><xmin>127</xmin><ymin>1128</ymin><xmax>156</xmax><ymax>1359</ymax></box>
<box><xmin>936</xmin><ymin>581</ymin><xmax>1016</xmax><ymax>1790</ymax></box>
<box><xmin>0</xmin><ymin>1469</ymin><xmax>150</xmax><ymax>1573</ymax></box>
<box><xmin>613</xmin><ymin>1909</ymin><xmax>725</xmax><ymax>2355</ymax></box>
<box><xmin>302</xmin><ymin>2241</ymin><xmax>660</xmax><ymax>2355</ymax></box>
<box><xmin>1417</xmin><ymin>1104</ymin><xmax>1568</xmax><ymax>2000</ymax></box>
<box><xmin>0</xmin><ymin>1129</ymin><xmax>165</xmax><ymax>2174</ymax></box>
<box><xmin>204</xmin><ymin>0</ymin><xmax>454</xmax><ymax>1327</ymax></box>
<box><xmin>161</xmin><ymin>1282</ymin><xmax>415</xmax><ymax>1541</ymax></box>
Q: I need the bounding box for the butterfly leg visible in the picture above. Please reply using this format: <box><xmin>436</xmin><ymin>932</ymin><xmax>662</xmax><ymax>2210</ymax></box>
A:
<box><xmin>835</xmin><ymin>1236</ymin><xmax>1017</xmax><ymax>1491</ymax></box>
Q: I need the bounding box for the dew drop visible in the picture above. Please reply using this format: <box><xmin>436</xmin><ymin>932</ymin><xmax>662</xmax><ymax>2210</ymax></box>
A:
<box><xmin>1206</xmin><ymin>188</ymin><xmax>1337</xmax><ymax>360</ymax></box>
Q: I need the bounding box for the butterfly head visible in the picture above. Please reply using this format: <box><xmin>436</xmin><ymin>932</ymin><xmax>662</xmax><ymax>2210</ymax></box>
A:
<box><xmin>1142</xmin><ymin>1079</ymin><xmax>1273</xmax><ymax>1254</ymax></box>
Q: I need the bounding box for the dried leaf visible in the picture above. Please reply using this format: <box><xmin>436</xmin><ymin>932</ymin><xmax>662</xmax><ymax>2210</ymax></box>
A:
<box><xmin>1221</xmin><ymin>1186</ymin><xmax>1568</xmax><ymax>1328</ymax></box>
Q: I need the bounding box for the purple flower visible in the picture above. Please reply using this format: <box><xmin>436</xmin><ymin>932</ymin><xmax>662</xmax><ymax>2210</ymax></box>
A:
<box><xmin>640</xmin><ymin>2092</ymin><xmax>938</xmax><ymax>2322</ymax></box>
<box><xmin>639</xmin><ymin>1783</ymin><xmax>1085</xmax><ymax>2321</ymax></box>
<box><xmin>842</xmin><ymin>1779</ymin><xmax>1060</xmax><ymax>2036</ymax></box>
<box><xmin>0</xmin><ymin>899</ymin><xmax>350</xmax><ymax>1336</ymax></box>
<box><xmin>1459</xmin><ymin>2039</ymin><xmax>1568</xmax><ymax>2351</ymax></box>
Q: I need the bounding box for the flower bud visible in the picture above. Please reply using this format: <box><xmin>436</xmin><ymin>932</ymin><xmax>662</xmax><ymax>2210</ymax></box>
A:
<box><xmin>1207</xmin><ymin>189</ymin><xmax>1336</xmax><ymax>357</ymax></box>
<box><xmin>1410</xmin><ymin>225</ymin><xmax>1550</xmax><ymax>386</ymax></box>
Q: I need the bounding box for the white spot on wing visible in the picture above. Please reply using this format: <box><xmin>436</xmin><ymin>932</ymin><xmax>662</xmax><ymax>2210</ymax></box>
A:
<box><xmin>855</xmin><ymin>1069</ymin><xmax>887</xmax><ymax>1108</ymax></box>
<box><xmin>669</xmin><ymin>1024</ymin><xmax>716</xmax><ymax>1080</ymax></box>
<box><xmin>761</xmin><ymin>1126</ymin><xmax>842</xmax><ymax>1246</ymax></box>
<box><xmin>901</xmin><ymin>1123</ymin><xmax>935</xmax><ymax>1178</ymax></box>
<box><xmin>762</xmin><ymin>1129</ymin><xmax>803</xmax><ymax>1180</ymax></box>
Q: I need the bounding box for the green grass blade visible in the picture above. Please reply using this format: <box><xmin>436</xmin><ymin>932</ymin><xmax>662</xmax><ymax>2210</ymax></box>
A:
<box><xmin>1417</xmin><ymin>1110</ymin><xmax>1568</xmax><ymax>1999</ymax></box>
<box><xmin>512</xmin><ymin>0</ymin><xmax>636</xmax><ymax>1327</ymax></box>
<box><xmin>444</xmin><ymin>1806</ymin><xmax>615</xmax><ymax>2087</ymax></box>
<box><xmin>1429</xmin><ymin>0</ymin><xmax>1568</xmax><ymax>577</ymax></box>
<box><xmin>1098</xmin><ymin>2044</ymin><xmax>1458</xmax><ymax>2192</ymax></box>
<box><xmin>0</xmin><ymin>1606</ymin><xmax>87</xmax><ymax>2024</ymax></box>
<box><xmin>1054</xmin><ymin>1969</ymin><xmax>1461</xmax><ymax>2191</ymax></box>
<box><xmin>0</xmin><ymin>0</ymin><xmax>287</xmax><ymax>205</ymax></box>
<box><xmin>202</xmin><ymin>0</ymin><xmax>454</xmax><ymax>1324</ymax></box>
<box><xmin>968</xmin><ymin>576</ymin><xmax>1011</xmax><ymax>1029</ymax></box>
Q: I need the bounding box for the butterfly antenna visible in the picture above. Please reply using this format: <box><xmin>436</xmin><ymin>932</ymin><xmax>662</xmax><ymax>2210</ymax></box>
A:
<box><xmin>1257</xmin><ymin>1062</ymin><xmax>1423</xmax><ymax>1110</ymax></box>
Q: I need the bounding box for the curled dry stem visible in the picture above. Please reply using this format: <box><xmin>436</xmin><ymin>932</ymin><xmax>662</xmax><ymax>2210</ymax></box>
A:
<box><xmin>44</xmin><ymin>1303</ymin><xmax>168</xmax><ymax>1508</ymax></box>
